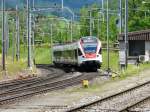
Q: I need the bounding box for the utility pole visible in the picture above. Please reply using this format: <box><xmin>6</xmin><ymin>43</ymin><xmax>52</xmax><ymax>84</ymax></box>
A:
<box><xmin>97</xmin><ymin>13</ymin><xmax>100</xmax><ymax>38</ymax></box>
<box><xmin>102</xmin><ymin>0</ymin><xmax>104</xmax><ymax>11</ymax></box>
<box><xmin>50</xmin><ymin>24</ymin><xmax>53</xmax><ymax>63</ymax></box>
<box><xmin>70</xmin><ymin>17</ymin><xmax>73</xmax><ymax>42</ymax></box>
<box><xmin>32</xmin><ymin>21</ymin><xmax>35</xmax><ymax>65</ymax></box>
<box><xmin>89</xmin><ymin>10</ymin><xmax>92</xmax><ymax>36</ymax></box>
<box><xmin>119</xmin><ymin>0</ymin><xmax>122</xmax><ymax>33</ymax></box>
<box><xmin>2</xmin><ymin>0</ymin><xmax>6</xmax><ymax>70</ymax></box>
<box><xmin>125</xmin><ymin>0</ymin><xmax>128</xmax><ymax>68</ymax></box>
<box><xmin>106</xmin><ymin>0</ymin><xmax>110</xmax><ymax>73</ymax></box>
<box><xmin>144</xmin><ymin>12</ymin><xmax>147</xmax><ymax>18</ymax></box>
<box><xmin>12</xmin><ymin>19</ymin><xmax>15</xmax><ymax>62</ymax></box>
<box><xmin>32</xmin><ymin>0</ymin><xmax>35</xmax><ymax>65</ymax></box>
<box><xmin>33</xmin><ymin>0</ymin><xmax>35</xmax><ymax>9</ymax></box>
<box><xmin>71</xmin><ymin>15</ymin><xmax>74</xmax><ymax>42</ymax></box>
<box><xmin>16</xmin><ymin>5</ymin><xmax>20</xmax><ymax>61</ymax></box>
<box><xmin>61</xmin><ymin>0</ymin><xmax>64</xmax><ymax>9</ymax></box>
<box><xmin>27</xmin><ymin>0</ymin><xmax>32</xmax><ymax>68</ymax></box>
<box><xmin>5</xmin><ymin>13</ymin><xmax>9</xmax><ymax>57</ymax></box>
<box><xmin>61</xmin><ymin>30</ymin><xmax>63</xmax><ymax>43</ymax></box>
<box><xmin>67</xmin><ymin>21</ymin><xmax>69</xmax><ymax>41</ymax></box>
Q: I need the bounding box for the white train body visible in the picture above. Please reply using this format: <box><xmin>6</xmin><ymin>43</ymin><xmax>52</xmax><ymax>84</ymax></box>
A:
<box><xmin>52</xmin><ymin>36</ymin><xmax>102</xmax><ymax>70</ymax></box>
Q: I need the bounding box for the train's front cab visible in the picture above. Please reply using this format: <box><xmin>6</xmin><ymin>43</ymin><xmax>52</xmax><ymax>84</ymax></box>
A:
<box><xmin>77</xmin><ymin>36</ymin><xmax>102</xmax><ymax>70</ymax></box>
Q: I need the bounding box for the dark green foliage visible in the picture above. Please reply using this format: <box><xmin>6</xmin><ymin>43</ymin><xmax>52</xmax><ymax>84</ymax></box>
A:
<box><xmin>79</xmin><ymin>0</ymin><xmax>150</xmax><ymax>41</ymax></box>
<box><xmin>128</xmin><ymin>0</ymin><xmax>150</xmax><ymax>31</ymax></box>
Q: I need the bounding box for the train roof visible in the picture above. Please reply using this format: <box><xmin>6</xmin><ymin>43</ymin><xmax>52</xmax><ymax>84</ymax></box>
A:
<box><xmin>81</xmin><ymin>36</ymin><xmax>97</xmax><ymax>39</ymax></box>
<box><xmin>53</xmin><ymin>41</ymin><xmax>79</xmax><ymax>51</ymax></box>
<box><xmin>53</xmin><ymin>36</ymin><xmax>100</xmax><ymax>51</ymax></box>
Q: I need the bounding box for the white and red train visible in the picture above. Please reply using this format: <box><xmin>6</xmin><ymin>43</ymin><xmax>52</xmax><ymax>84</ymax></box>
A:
<box><xmin>52</xmin><ymin>36</ymin><xmax>102</xmax><ymax>71</ymax></box>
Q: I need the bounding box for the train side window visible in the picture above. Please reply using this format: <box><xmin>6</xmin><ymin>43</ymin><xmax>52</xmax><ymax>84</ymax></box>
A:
<box><xmin>78</xmin><ymin>48</ymin><xmax>82</xmax><ymax>56</ymax></box>
<box><xmin>75</xmin><ymin>50</ymin><xmax>78</xmax><ymax>59</ymax></box>
<box><xmin>99</xmin><ymin>48</ymin><xmax>102</xmax><ymax>54</ymax></box>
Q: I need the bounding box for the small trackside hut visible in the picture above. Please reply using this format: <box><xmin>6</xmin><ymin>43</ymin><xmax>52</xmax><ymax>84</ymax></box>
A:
<box><xmin>118</xmin><ymin>29</ymin><xmax>150</xmax><ymax>65</ymax></box>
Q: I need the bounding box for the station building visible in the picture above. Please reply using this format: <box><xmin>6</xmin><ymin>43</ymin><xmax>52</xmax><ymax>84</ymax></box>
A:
<box><xmin>118</xmin><ymin>29</ymin><xmax>150</xmax><ymax>64</ymax></box>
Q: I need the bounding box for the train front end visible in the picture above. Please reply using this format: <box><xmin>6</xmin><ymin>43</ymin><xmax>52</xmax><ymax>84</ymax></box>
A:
<box><xmin>78</xmin><ymin>36</ymin><xmax>102</xmax><ymax>71</ymax></box>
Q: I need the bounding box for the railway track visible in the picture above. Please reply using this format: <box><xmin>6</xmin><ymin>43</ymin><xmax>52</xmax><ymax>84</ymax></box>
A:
<box><xmin>0</xmin><ymin>67</ymin><xmax>57</xmax><ymax>91</ymax></box>
<box><xmin>0</xmin><ymin>72</ymin><xmax>67</xmax><ymax>94</ymax></box>
<box><xmin>120</xmin><ymin>95</ymin><xmax>150</xmax><ymax>112</ymax></box>
<box><xmin>66</xmin><ymin>80</ymin><xmax>150</xmax><ymax>112</ymax></box>
<box><xmin>0</xmin><ymin>65</ymin><xmax>53</xmax><ymax>86</ymax></box>
<box><xmin>0</xmin><ymin>71</ymin><xmax>99</xmax><ymax>106</ymax></box>
<box><xmin>35</xmin><ymin>64</ymin><xmax>54</xmax><ymax>68</ymax></box>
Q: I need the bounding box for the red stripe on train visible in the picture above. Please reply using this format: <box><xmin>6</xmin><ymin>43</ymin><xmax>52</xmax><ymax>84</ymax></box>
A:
<box><xmin>85</xmin><ymin>53</ymin><xmax>96</xmax><ymax>58</ymax></box>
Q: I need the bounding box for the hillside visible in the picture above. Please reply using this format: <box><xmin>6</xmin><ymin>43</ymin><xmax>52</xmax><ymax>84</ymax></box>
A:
<box><xmin>2</xmin><ymin>0</ymin><xmax>101</xmax><ymax>11</ymax></box>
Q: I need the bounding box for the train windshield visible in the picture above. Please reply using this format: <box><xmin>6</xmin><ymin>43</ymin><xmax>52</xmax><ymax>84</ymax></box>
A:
<box><xmin>81</xmin><ymin>37</ymin><xmax>98</xmax><ymax>53</ymax></box>
<box><xmin>83</xmin><ymin>44</ymin><xmax>97</xmax><ymax>53</ymax></box>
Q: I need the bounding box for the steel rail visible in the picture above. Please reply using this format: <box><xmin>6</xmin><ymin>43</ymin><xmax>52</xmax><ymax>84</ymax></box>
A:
<box><xmin>119</xmin><ymin>96</ymin><xmax>150</xmax><ymax>112</ymax></box>
<box><xmin>0</xmin><ymin>73</ymin><xmax>84</xmax><ymax>98</ymax></box>
<box><xmin>66</xmin><ymin>80</ymin><xmax>150</xmax><ymax>112</ymax></box>
<box><xmin>0</xmin><ymin>72</ymin><xmax>65</xmax><ymax>94</ymax></box>
<box><xmin>0</xmin><ymin>69</ymin><xmax>56</xmax><ymax>90</ymax></box>
<box><xmin>0</xmin><ymin>65</ymin><xmax>54</xmax><ymax>86</ymax></box>
<box><xmin>0</xmin><ymin>73</ymin><xmax>98</xmax><ymax>105</ymax></box>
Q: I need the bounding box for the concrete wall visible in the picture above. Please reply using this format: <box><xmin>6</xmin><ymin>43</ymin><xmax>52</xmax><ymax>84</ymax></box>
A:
<box><xmin>145</xmin><ymin>41</ymin><xmax>150</xmax><ymax>62</ymax></box>
<box><xmin>119</xmin><ymin>41</ymin><xmax>125</xmax><ymax>50</ymax></box>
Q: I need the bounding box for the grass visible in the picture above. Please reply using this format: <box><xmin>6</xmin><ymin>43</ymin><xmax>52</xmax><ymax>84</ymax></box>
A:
<box><xmin>0</xmin><ymin>55</ymin><xmax>27</xmax><ymax>80</ymax></box>
<box><xmin>6</xmin><ymin>58</ymin><xmax>27</xmax><ymax>74</ymax></box>
<box><xmin>101</xmin><ymin>50</ymin><xmax>119</xmax><ymax>71</ymax></box>
<box><xmin>119</xmin><ymin>63</ymin><xmax>150</xmax><ymax>79</ymax></box>
<box><xmin>0</xmin><ymin>45</ymin><xmax>51</xmax><ymax>80</ymax></box>
<box><xmin>7</xmin><ymin>45</ymin><xmax>52</xmax><ymax>64</ymax></box>
<box><xmin>34</xmin><ymin>46</ymin><xmax>52</xmax><ymax>64</ymax></box>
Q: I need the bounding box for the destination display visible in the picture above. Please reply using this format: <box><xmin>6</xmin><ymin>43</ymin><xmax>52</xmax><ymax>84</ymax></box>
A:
<box><xmin>82</xmin><ymin>37</ymin><xmax>97</xmax><ymax>43</ymax></box>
